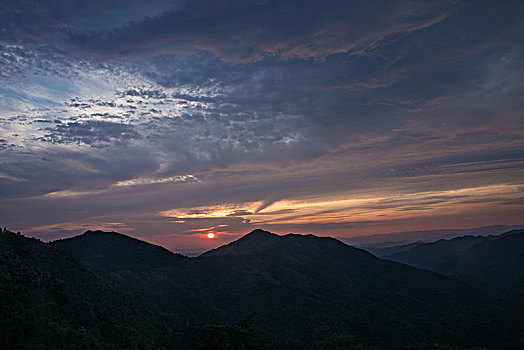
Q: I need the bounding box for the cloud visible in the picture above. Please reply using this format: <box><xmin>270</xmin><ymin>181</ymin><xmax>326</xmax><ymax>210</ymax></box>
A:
<box><xmin>37</xmin><ymin>120</ymin><xmax>141</xmax><ymax>146</ymax></box>
<box><xmin>1</xmin><ymin>1</ymin><xmax>466</xmax><ymax>63</ymax></box>
<box><xmin>113</xmin><ymin>174</ymin><xmax>198</xmax><ymax>187</ymax></box>
<box><xmin>65</xmin><ymin>0</ymin><xmax>462</xmax><ymax>63</ymax></box>
<box><xmin>1</xmin><ymin>1</ymin><xmax>524</xmax><ymax>251</ymax></box>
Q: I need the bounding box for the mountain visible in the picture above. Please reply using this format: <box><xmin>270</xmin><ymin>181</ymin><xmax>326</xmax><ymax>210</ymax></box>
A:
<box><xmin>363</xmin><ymin>241</ymin><xmax>423</xmax><ymax>257</ymax></box>
<box><xmin>53</xmin><ymin>230</ymin><xmax>186</xmax><ymax>272</ymax></box>
<box><xmin>201</xmin><ymin>228</ymin><xmax>280</xmax><ymax>256</ymax></box>
<box><xmin>428</xmin><ymin>229</ymin><xmax>524</xmax><ymax>291</ymax></box>
<box><xmin>344</xmin><ymin>224</ymin><xmax>524</xmax><ymax>248</ymax></box>
<box><xmin>383</xmin><ymin>234</ymin><xmax>499</xmax><ymax>267</ymax></box>
<box><xmin>380</xmin><ymin>229</ymin><xmax>524</xmax><ymax>293</ymax></box>
<box><xmin>4</xmin><ymin>228</ymin><xmax>524</xmax><ymax>349</ymax></box>
<box><xmin>53</xmin><ymin>229</ymin><xmax>524</xmax><ymax>349</ymax></box>
<box><xmin>0</xmin><ymin>229</ymin><xmax>172</xmax><ymax>349</ymax></box>
<box><xmin>52</xmin><ymin>230</ymin><xmax>214</xmax><ymax>329</ymax></box>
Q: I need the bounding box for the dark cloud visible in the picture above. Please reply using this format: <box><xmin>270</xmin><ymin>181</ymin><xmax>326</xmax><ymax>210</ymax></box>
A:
<box><xmin>0</xmin><ymin>0</ymin><xmax>181</xmax><ymax>40</ymax></box>
<box><xmin>1</xmin><ymin>0</ymin><xmax>469</xmax><ymax>63</ymax></box>
<box><xmin>0</xmin><ymin>0</ymin><xmax>523</xmax><ymax>251</ymax></box>
<box><xmin>64</xmin><ymin>0</ymin><xmax>461</xmax><ymax>62</ymax></box>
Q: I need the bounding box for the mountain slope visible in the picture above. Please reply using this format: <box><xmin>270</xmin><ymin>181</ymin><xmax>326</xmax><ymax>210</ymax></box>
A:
<box><xmin>384</xmin><ymin>234</ymin><xmax>499</xmax><ymax>268</ymax></box>
<box><xmin>53</xmin><ymin>230</ymin><xmax>215</xmax><ymax>327</ymax></box>
<box><xmin>53</xmin><ymin>230</ymin><xmax>186</xmax><ymax>272</ymax></box>
<box><xmin>361</xmin><ymin>241</ymin><xmax>423</xmax><ymax>257</ymax></box>
<box><xmin>43</xmin><ymin>229</ymin><xmax>524</xmax><ymax>349</ymax></box>
<box><xmin>382</xmin><ymin>229</ymin><xmax>524</xmax><ymax>292</ymax></box>
<box><xmin>429</xmin><ymin>230</ymin><xmax>524</xmax><ymax>291</ymax></box>
<box><xmin>197</xmin><ymin>232</ymin><xmax>524</xmax><ymax>348</ymax></box>
<box><xmin>0</xmin><ymin>230</ymin><xmax>172</xmax><ymax>349</ymax></box>
<box><xmin>201</xmin><ymin>228</ymin><xmax>280</xmax><ymax>256</ymax></box>
<box><xmin>344</xmin><ymin>225</ymin><xmax>524</xmax><ymax>247</ymax></box>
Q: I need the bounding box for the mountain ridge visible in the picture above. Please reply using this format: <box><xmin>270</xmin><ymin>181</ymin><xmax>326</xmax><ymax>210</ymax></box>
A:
<box><xmin>201</xmin><ymin>229</ymin><xmax>375</xmax><ymax>261</ymax></box>
<box><xmin>345</xmin><ymin>224</ymin><xmax>524</xmax><ymax>248</ymax></box>
<box><xmin>53</xmin><ymin>229</ymin><xmax>186</xmax><ymax>272</ymax></box>
<box><xmin>201</xmin><ymin>228</ymin><xmax>280</xmax><ymax>257</ymax></box>
<box><xmin>3</xmin><ymin>227</ymin><xmax>524</xmax><ymax>349</ymax></box>
<box><xmin>378</xmin><ymin>229</ymin><xmax>524</xmax><ymax>294</ymax></box>
<box><xmin>429</xmin><ymin>229</ymin><xmax>524</xmax><ymax>291</ymax></box>
<box><xmin>383</xmin><ymin>234</ymin><xmax>501</xmax><ymax>267</ymax></box>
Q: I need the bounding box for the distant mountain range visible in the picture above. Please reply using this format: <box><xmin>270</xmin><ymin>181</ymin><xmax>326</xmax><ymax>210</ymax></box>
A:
<box><xmin>371</xmin><ymin>233</ymin><xmax>503</xmax><ymax>260</ymax></box>
<box><xmin>2</xmin><ymin>228</ymin><xmax>523</xmax><ymax>349</ymax></box>
<box><xmin>343</xmin><ymin>224</ymin><xmax>524</xmax><ymax>248</ymax></box>
<box><xmin>378</xmin><ymin>229</ymin><xmax>524</xmax><ymax>292</ymax></box>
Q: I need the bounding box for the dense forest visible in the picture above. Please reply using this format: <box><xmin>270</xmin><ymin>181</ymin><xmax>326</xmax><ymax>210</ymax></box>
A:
<box><xmin>1</xmin><ymin>228</ymin><xmax>523</xmax><ymax>349</ymax></box>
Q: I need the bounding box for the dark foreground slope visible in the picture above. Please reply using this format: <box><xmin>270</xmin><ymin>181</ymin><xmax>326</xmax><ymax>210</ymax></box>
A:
<box><xmin>0</xmin><ymin>230</ymin><xmax>172</xmax><ymax>349</ymax></box>
<box><xmin>54</xmin><ymin>229</ymin><xmax>524</xmax><ymax>349</ymax></box>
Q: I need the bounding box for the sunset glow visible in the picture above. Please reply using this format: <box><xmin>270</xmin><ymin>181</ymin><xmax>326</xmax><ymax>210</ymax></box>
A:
<box><xmin>207</xmin><ymin>232</ymin><xmax>215</xmax><ymax>239</ymax></box>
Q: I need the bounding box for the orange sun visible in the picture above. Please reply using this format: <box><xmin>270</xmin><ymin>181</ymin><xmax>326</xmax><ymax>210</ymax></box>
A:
<box><xmin>207</xmin><ymin>232</ymin><xmax>215</xmax><ymax>239</ymax></box>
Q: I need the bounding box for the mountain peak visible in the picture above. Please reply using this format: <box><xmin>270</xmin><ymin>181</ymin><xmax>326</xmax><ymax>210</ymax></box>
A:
<box><xmin>201</xmin><ymin>228</ymin><xmax>280</xmax><ymax>257</ymax></box>
<box><xmin>82</xmin><ymin>230</ymin><xmax>121</xmax><ymax>236</ymax></box>
<box><xmin>52</xmin><ymin>229</ymin><xmax>185</xmax><ymax>271</ymax></box>
<box><xmin>200</xmin><ymin>229</ymin><xmax>375</xmax><ymax>263</ymax></box>
<box><xmin>245</xmin><ymin>228</ymin><xmax>276</xmax><ymax>237</ymax></box>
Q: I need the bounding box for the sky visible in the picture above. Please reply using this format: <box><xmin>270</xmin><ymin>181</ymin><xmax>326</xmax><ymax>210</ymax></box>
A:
<box><xmin>1</xmin><ymin>0</ymin><xmax>523</xmax><ymax>254</ymax></box>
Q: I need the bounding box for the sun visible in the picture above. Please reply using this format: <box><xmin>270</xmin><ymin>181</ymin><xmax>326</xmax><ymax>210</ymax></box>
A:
<box><xmin>207</xmin><ymin>232</ymin><xmax>215</xmax><ymax>239</ymax></box>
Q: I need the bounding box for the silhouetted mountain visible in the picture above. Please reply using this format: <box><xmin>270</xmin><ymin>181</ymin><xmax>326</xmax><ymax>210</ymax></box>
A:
<box><xmin>344</xmin><ymin>224</ymin><xmax>524</xmax><ymax>248</ymax></box>
<box><xmin>0</xmin><ymin>229</ymin><xmax>172</xmax><ymax>349</ymax></box>
<box><xmin>383</xmin><ymin>234</ymin><xmax>499</xmax><ymax>268</ymax></box>
<box><xmin>209</xmin><ymin>232</ymin><xmax>524</xmax><ymax>348</ymax></box>
<box><xmin>57</xmin><ymin>228</ymin><xmax>524</xmax><ymax>348</ymax></box>
<box><xmin>53</xmin><ymin>230</ymin><xmax>186</xmax><ymax>272</ymax></box>
<box><xmin>428</xmin><ymin>230</ymin><xmax>524</xmax><ymax>291</ymax></box>
<box><xmin>201</xmin><ymin>229</ymin><xmax>280</xmax><ymax>256</ymax></box>
<box><xmin>53</xmin><ymin>230</ymin><xmax>215</xmax><ymax>329</ymax></box>
<box><xmin>363</xmin><ymin>241</ymin><xmax>423</xmax><ymax>257</ymax></box>
<box><xmin>379</xmin><ymin>229</ymin><xmax>524</xmax><ymax>294</ymax></box>
<box><xmin>4</xmin><ymin>228</ymin><xmax>524</xmax><ymax>349</ymax></box>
